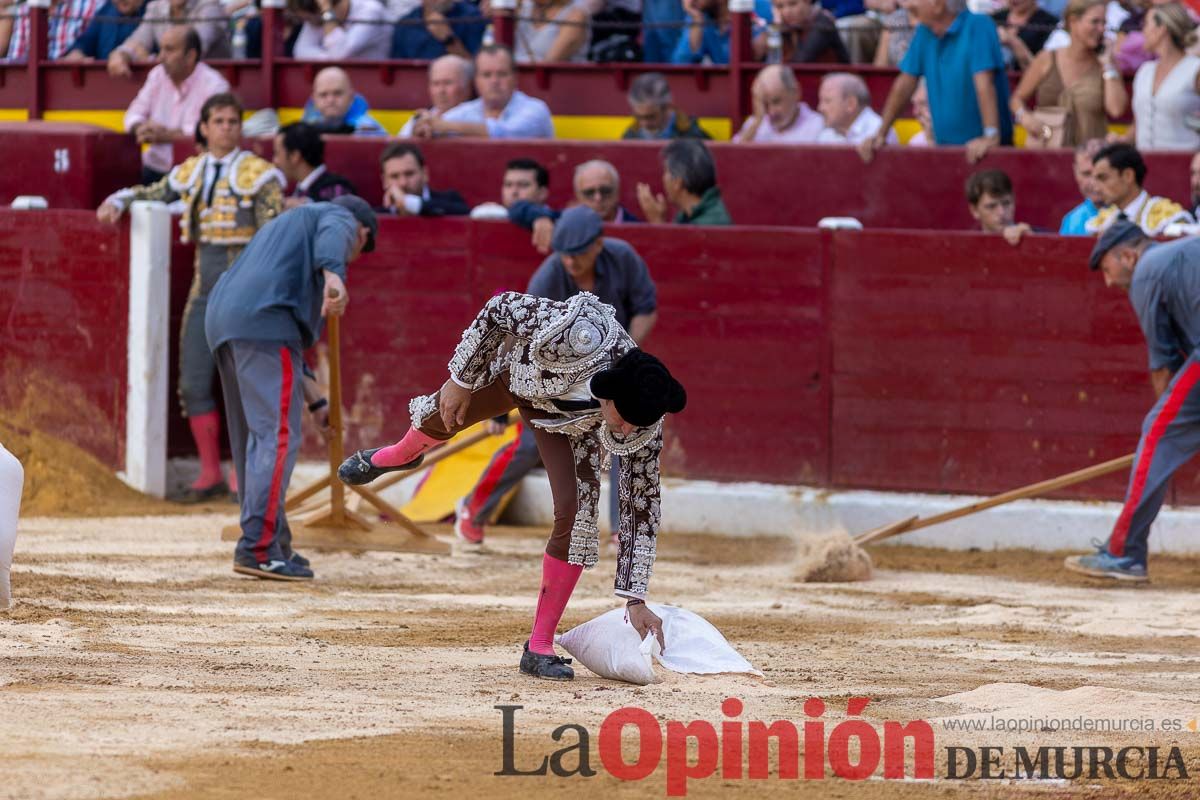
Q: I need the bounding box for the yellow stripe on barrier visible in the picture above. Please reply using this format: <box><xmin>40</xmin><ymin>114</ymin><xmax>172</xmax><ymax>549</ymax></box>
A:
<box><xmin>2</xmin><ymin>109</ymin><xmax>1129</xmax><ymax>148</ymax></box>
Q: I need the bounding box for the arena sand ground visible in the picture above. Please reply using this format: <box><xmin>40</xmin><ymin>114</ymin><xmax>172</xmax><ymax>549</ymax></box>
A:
<box><xmin>4</xmin><ymin>511</ymin><xmax>1200</xmax><ymax>800</ymax></box>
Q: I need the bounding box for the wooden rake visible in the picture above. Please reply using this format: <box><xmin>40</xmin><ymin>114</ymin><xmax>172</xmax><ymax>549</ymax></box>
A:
<box><xmin>852</xmin><ymin>453</ymin><xmax>1136</xmax><ymax>546</ymax></box>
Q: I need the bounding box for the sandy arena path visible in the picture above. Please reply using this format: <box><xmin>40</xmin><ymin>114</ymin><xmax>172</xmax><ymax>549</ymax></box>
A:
<box><xmin>3</xmin><ymin>514</ymin><xmax>1200</xmax><ymax>799</ymax></box>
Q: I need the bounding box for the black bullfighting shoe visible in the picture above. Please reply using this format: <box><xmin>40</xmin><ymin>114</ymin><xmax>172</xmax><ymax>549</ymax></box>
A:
<box><xmin>337</xmin><ymin>448</ymin><xmax>424</xmax><ymax>485</ymax></box>
<box><xmin>519</xmin><ymin>641</ymin><xmax>575</xmax><ymax>681</ymax></box>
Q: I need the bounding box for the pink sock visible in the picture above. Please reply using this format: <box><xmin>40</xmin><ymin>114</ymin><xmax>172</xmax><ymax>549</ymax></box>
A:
<box><xmin>188</xmin><ymin>411</ymin><xmax>223</xmax><ymax>488</ymax></box>
<box><xmin>529</xmin><ymin>553</ymin><xmax>583</xmax><ymax>655</ymax></box>
<box><xmin>372</xmin><ymin>427</ymin><xmax>442</xmax><ymax>467</ymax></box>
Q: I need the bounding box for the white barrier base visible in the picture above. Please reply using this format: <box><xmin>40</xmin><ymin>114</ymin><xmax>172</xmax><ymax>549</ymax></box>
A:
<box><xmin>173</xmin><ymin>459</ymin><xmax>1200</xmax><ymax>555</ymax></box>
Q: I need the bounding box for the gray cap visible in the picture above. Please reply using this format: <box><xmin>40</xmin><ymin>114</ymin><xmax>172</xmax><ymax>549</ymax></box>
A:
<box><xmin>1088</xmin><ymin>216</ymin><xmax>1144</xmax><ymax>271</ymax></box>
<box><xmin>551</xmin><ymin>205</ymin><xmax>603</xmax><ymax>255</ymax></box>
<box><xmin>331</xmin><ymin>195</ymin><xmax>378</xmax><ymax>253</ymax></box>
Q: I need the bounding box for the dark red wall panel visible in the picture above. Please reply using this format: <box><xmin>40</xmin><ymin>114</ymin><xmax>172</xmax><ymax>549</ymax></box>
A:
<box><xmin>828</xmin><ymin>230</ymin><xmax>1154</xmax><ymax>500</ymax></box>
<box><xmin>0</xmin><ymin>122</ymin><xmax>142</xmax><ymax>209</ymax></box>
<box><xmin>0</xmin><ymin>211</ymin><xmax>129</xmax><ymax>466</ymax></box>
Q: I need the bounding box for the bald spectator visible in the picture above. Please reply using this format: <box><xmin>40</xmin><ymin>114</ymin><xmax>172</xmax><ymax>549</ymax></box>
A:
<box><xmin>391</xmin><ymin>0</ymin><xmax>486</xmax><ymax>58</ymax></box>
<box><xmin>622</xmin><ymin>72</ymin><xmax>710</xmax><ymax>140</ymax></box>
<box><xmin>734</xmin><ymin>65</ymin><xmax>824</xmax><ymax>143</ymax></box>
<box><xmin>301</xmin><ymin>66</ymin><xmax>388</xmax><ymax>135</ymax></box>
<box><xmin>107</xmin><ymin>0</ymin><xmax>228</xmax><ymax>78</ymax></box>
<box><xmin>816</xmin><ymin>72</ymin><xmax>896</xmax><ymax>145</ymax></box>
<box><xmin>290</xmin><ymin>0</ymin><xmax>391</xmax><ymax>59</ymax></box>
<box><xmin>414</xmin><ymin>45</ymin><xmax>555</xmax><ymax>139</ymax></box>
<box><xmin>398</xmin><ymin>55</ymin><xmax>473</xmax><ymax>137</ymax></box>
<box><xmin>510</xmin><ymin>159</ymin><xmax>642</xmax><ymax>254</ymax></box>
<box><xmin>637</xmin><ymin>139</ymin><xmax>732</xmax><ymax>226</ymax></box>
<box><xmin>123</xmin><ymin>26</ymin><xmax>230</xmax><ymax>182</ymax></box>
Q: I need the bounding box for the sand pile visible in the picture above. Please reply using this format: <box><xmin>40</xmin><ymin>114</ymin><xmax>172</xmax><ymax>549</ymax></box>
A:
<box><xmin>793</xmin><ymin>530</ymin><xmax>873</xmax><ymax>582</ymax></box>
<box><xmin>933</xmin><ymin>682</ymin><xmax>1200</xmax><ymax>730</ymax></box>
<box><xmin>0</xmin><ymin>421</ymin><xmax>184</xmax><ymax>517</ymax></box>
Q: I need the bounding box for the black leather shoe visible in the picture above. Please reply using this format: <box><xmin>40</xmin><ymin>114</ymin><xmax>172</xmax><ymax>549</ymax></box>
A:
<box><xmin>519</xmin><ymin>641</ymin><xmax>574</xmax><ymax>681</ymax></box>
<box><xmin>338</xmin><ymin>448</ymin><xmax>424</xmax><ymax>486</ymax></box>
<box><xmin>288</xmin><ymin>551</ymin><xmax>310</xmax><ymax>568</ymax></box>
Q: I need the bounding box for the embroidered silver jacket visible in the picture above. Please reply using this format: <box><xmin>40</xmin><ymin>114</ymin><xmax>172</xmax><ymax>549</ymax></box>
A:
<box><xmin>413</xmin><ymin>291</ymin><xmax>664</xmax><ymax>599</ymax></box>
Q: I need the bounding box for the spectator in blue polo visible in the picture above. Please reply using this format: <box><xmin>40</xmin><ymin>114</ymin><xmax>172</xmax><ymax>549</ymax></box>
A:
<box><xmin>62</xmin><ymin>0</ymin><xmax>147</xmax><ymax>60</ymax></box>
<box><xmin>391</xmin><ymin>0</ymin><xmax>486</xmax><ymax>59</ymax></box>
<box><xmin>857</xmin><ymin>0</ymin><xmax>1012</xmax><ymax>165</ymax></box>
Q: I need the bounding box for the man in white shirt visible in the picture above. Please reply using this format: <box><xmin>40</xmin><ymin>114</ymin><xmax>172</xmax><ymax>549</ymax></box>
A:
<box><xmin>733</xmin><ymin>65</ymin><xmax>824</xmax><ymax>144</ymax></box>
<box><xmin>398</xmin><ymin>54</ymin><xmax>473</xmax><ymax>137</ymax></box>
<box><xmin>412</xmin><ymin>45</ymin><xmax>555</xmax><ymax>139</ymax></box>
<box><xmin>290</xmin><ymin>0</ymin><xmax>391</xmax><ymax>60</ymax></box>
<box><xmin>816</xmin><ymin>72</ymin><xmax>897</xmax><ymax>146</ymax></box>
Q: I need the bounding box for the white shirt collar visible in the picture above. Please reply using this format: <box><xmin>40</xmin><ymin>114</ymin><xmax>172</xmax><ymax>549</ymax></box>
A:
<box><xmin>1123</xmin><ymin>189</ymin><xmax>1151</xmax><ymax>218</ymax></box>
<box><xmin>297</xmin><ymin>163</ymin><xmax>327</xmax><ymax>193</ymax></box>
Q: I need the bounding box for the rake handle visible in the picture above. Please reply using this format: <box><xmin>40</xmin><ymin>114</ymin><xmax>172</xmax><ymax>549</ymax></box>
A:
<box><xmin>856</xmin><ymin>453</ymin><xmax>1136</xmax><ymax>545</ymax></box>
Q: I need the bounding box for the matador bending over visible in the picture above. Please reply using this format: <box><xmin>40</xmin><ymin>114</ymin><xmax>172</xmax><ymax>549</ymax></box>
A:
<box><xmin>339</xmin><ymin>291</ymin><xmax>686</xmax><ymax>680</ymax></box>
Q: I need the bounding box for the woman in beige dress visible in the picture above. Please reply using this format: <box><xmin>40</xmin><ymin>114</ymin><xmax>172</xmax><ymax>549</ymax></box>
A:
<box><xmin>1009</xmin><ymin>0</ymin><xmax>1128</xmax><ymax>147</ymax></box>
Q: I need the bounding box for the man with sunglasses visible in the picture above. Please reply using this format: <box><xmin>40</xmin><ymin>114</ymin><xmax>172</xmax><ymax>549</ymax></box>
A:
<box><xmin>453</xmin><ymin>206</ymin><xmax>658</xmax><ymax>549</ymax></box>
<box><xmin>510</xmin><ymin>160</ymin><xmax>642</xmax><ymax>254</ymax></box>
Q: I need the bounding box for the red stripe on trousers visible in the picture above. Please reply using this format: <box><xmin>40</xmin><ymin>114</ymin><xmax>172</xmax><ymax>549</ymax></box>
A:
<box><xmin>466</xmin><ymin>423</ymin><xmax>522</xmax><ymax>521</ymax></box>
<box><xmin>256</xmin><ymin>347</ymin><xmax>294</xmax><ymax>556</ymax></box>
<box><xmin>1109</xmin><ymin>360</ymin><xmax>1200</xmax><ymax>556</ymax></box>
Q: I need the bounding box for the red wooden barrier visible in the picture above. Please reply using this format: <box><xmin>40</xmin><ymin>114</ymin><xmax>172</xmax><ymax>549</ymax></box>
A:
<box><xmin>829</xmin><ymin>230</ymin><xmax>1155</xmax><ymax>501</ymax></box>
<box><xmin>0</xmin><ymin>211</ymin><xmax>130</xmax><ymax>466</ymax></box>
<box><xmin>11</xmin><ymin>209</ymin><xmax>1172</xmax><ymax>505</ymax></box>
<box><xmin>0</xmin><ymin>122</ymin><xmax>141</xmax><ymax>209</ymax></box>
<box><xmin>179</xmin><ymin>138</ymin><xmax>1194</xmax><ymax>233</ymax></box>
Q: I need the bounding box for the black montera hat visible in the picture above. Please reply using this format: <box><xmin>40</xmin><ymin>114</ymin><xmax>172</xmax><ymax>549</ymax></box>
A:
<box><xmin>590</xmin><ymin>350</ymin><xmax>687</xmax><ymax>428</ymax></box>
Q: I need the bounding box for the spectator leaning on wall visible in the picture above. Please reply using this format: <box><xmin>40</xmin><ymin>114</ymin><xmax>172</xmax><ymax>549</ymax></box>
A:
<box><xmin>107</xmin><ymin>0</ymin><xmax>230</xmax><ymax>78</ymax></box>
<box><xmin>62</xmin><ymin>0</ymin><xmax>147</xmax><ymax>61</ymax></box>
<box><xmin>858</xmin><ymin>0</ymin><xmax>1012</xmax><ymax>165</ymax></box>
<box><xmin>816</xmin><ymin>71</ymin><xmax>897</xmax><ymax>145</ymax></box>
<box><xmin>398</xmin><ymin>54</ymin><xmax>473</xmax><ymax>137</ymax></box>
<box><xmin>413</xmin><ymin>45</ymin><xmax>555</xmax><ymax>139</ymax></box>
<box><xmin>510</xmin><ymin>159</ymin><xmax>642</xmax><ymax>254</ymax></box>
<box><xmin>965</xmin><ymin>169</ymin><xmax>1037</xmax><ymax>246</ymax></box>
<box><xmin>289</xmin><ymin>0</ymin><xmax>392</xmax><ymax>59</ymax></box>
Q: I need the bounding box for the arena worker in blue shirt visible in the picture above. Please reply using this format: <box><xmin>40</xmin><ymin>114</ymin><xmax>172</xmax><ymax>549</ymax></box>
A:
<box><xmin>858</xmin><ymin>0</ymin><xmax>1013</xmax><ymax>165</ymax></box>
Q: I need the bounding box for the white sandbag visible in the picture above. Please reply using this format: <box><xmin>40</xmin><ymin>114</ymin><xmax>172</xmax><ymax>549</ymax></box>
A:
<box><xmin>0</xmin><ymin>441</ymin><xmax>23</xmax><ymax>609</ymax></box>
<box><xmin>557</xmin><ymin>603</ymin><xmax>761</xmax><ymax>685</ymax></box>
<box><xmin>652</xmin><ymin>604</ymin><xmax>762</xmax><ymax>677</ymax></box>
<box><xmin>557</xmin><ymin>607</ymin><xmax>659</xmax><ymax>685</ymax></box>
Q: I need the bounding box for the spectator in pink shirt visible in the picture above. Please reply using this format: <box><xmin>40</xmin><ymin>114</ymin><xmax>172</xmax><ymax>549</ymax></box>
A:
<box><xmin>123</xmin><ymin>25</ymin><xmax>230</xmax><ymax>182</ymax></box>
<box><xmin>733</xmin><ymin>65</ymin><xmax>824</xmax><ymax>143</ymax></box>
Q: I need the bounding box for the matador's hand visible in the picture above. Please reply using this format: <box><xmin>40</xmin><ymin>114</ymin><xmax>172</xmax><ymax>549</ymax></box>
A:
<box><xmin>627</xmin><ymin>603</ymin><xmax>665</xmax><ymax>653</ymax></box>
<box><xmin>439</xmin><ymin>379</ymin><xmax>472</xmax><ymax>431</ymax></box>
